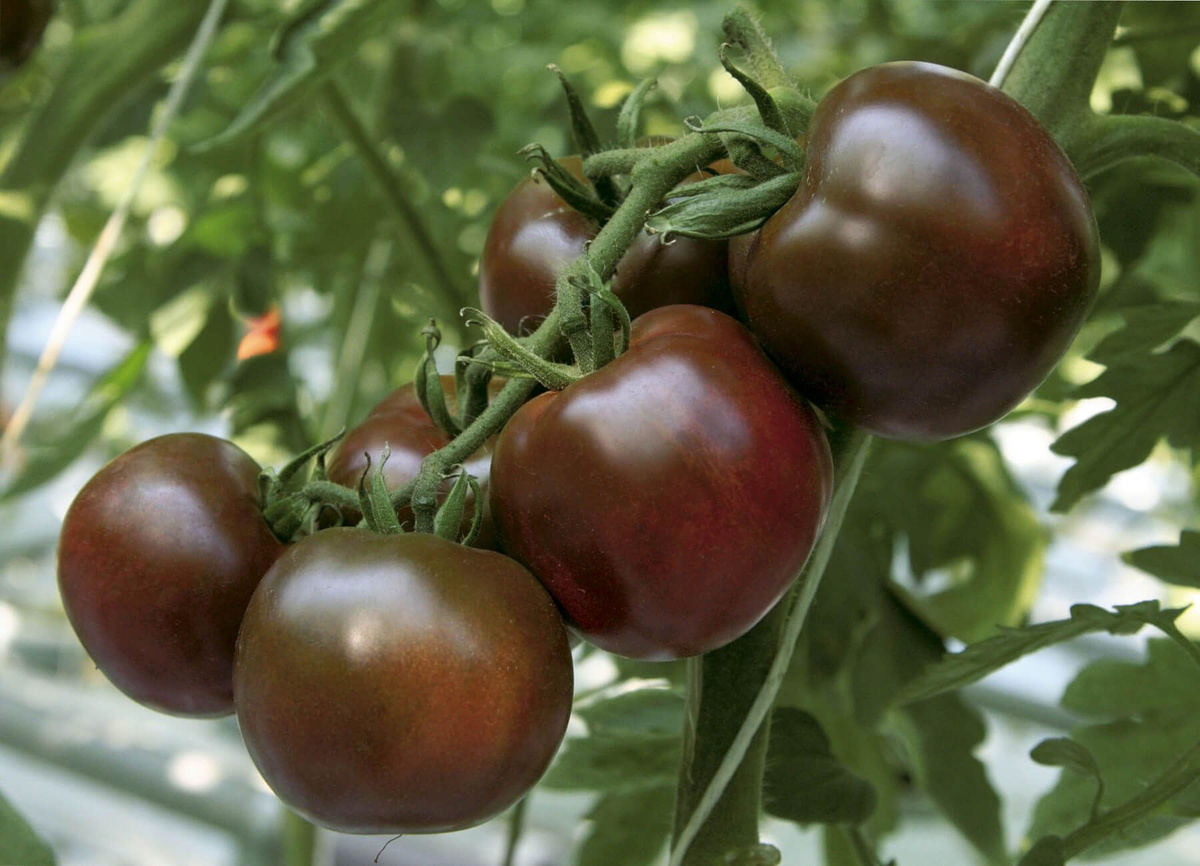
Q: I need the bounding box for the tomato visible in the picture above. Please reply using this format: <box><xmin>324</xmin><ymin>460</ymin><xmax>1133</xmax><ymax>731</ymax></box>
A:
<box><xmin>325</xmin><ymin>375</ymin><xmax>495</xmax><ymax>546</ymax></box>
<box><xmin>57</xmin><ymin>433</ymin><xmax>283</xmax><ymax>717</ymax></box>
<box><xmin>233</xmin><ymin>529</ymin><xmax>573</xmax><ymax>834</ymax></box>
<box><xmin>489</xmin><ymin>304</ymin><xmax>833</xmax><ymax>660</ymax></box>
<box><xmin>732</xmin><ymin>62</ymin><xmax>1100</xmax><ymax>440</ymax></box>
<box><xmin>0</xmin><ymin>0</ymin><xmax>54</xmax><ymax>72</ymax></box>
<box><xmin>479</xmin><ymin>155</ymin><xmax>737</xmax><ymax>333</ymax></box>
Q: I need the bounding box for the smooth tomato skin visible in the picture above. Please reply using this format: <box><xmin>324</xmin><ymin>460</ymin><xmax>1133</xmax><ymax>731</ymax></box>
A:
<box><xmin>733</xmin><ymin>62</ymin><xmax>1100</xmax><ymax>440</ymax></box>
<box><xmin>57</xmin><ymin>433</ymin><xmax>283</xmax><ymax>717</ymax></box>
<box><xmin>479</xmin><ymin>157</ymin><xmax>736</xmax><ymax>333</ymax></box>
<box><xmin>325</xmin><ymin>375</ymin><xmax>495</xmax><ymax>546</ymax></box>
<box><xmin>233</xmin><ymin>529</ymin><xmax>573</xmax><ymax>834</ymax></box>
<box><xmin>490</xmin><ymin>305</ymin><xmax>833</xmax><ymax>660</ymax></box>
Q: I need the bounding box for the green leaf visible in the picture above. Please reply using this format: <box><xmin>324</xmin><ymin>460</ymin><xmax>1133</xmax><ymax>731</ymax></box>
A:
<box><xmin>0</xmin><ymin>788</ymin><xmax>54</xmax><ymax>866</ymax></box>
<box><xmin>205</xmin><ymin>0</ymin><xmax>406</xmax><ymax>146</ymax></box>
<box><xmin>2</xmin><ymin>343</ymin><xmax>152</xmax><ymax>499</ymax></box>
<box><xmin>1030</xmin><ymin>738</ymin><xmax>1104</xmax><ymax>820</ymax></box>
<box><xmin>1051</xmin><ymin>340</ymin><xmax>1200</xmax><ymax>512</ymax></box>
<box><xmin>1125</xmin><ymin>531</ymin><xmax>1200</xmax><ymax>588</ymax></box>
<box><xmin>577</xmin><ymin>786</ymin><xmax>673</xmax><ymax>866</ymax></box>
<box><xmin>1088</xmin><ymin>302</ymin><xmax>1200</xmax><ymax>367</ymax></box>
<box><xmin>895</xmin><ymin>601</ymin><xmax>1185</xmax><ymax>706</ymax></box>
<box><xmin>1029</xmin><ymin>640</ymin><xmax>1200</xmax><ymax>855</ymax></box>
<box><xmin>891</xmin><ymin>696</ymin><xmax>1006</xmax><ymax>864</ymax></box>
<box><xmin>763</xmin><ymin>707</ymin><xmax>877</xmax><ymax>826</ymax></box>
<box><xmin>1017</xmin><ymin>836</ymin><xmax>1065</xmax><ymax>866</ymax></box>
<box><xmin>543</xmin><ymin>681</ymin><xmax>683</xmax><ymax>794</ymax></box>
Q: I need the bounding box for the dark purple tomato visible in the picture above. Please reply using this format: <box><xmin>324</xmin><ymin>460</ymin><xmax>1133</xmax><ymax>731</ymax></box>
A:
<box><xmin>479</xmin><ymin>155</ymin><xmax>737</xmax><ymax>333</ymax></box>
<box><xmin>233</xmin><ymin>529</ymin><xmax>573</xmax><ymax>834</ymax></box>
<box><xmin>57</xmin><ymin>433</ymin><xmax>283</xmax><ymax>717</ymax></box>
<box><xmin>490</xmin><ymin>304</ymin><xmax>833</xmax><ymax>660</ymax></box>
<box><xmin>325</xmin><ymin>375</ymin><xmax>495</xmax><ymax>546</ymax></box>
<box><xmin>0</xmin><ymin>0</ymin><xmax>54</xmax><ymax>72</ymax></box>
<box><xmin>732</xmin><ymin>62</ymin><xmax>1100</xmax><ymax>440</ymax></box>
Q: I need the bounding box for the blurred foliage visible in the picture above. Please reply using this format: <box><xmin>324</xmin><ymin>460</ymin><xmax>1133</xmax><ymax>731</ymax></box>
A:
<box><xmin>1</xmin><ymin>1</ymin><xmax>1199</xmax><ymax>865</ymax></box>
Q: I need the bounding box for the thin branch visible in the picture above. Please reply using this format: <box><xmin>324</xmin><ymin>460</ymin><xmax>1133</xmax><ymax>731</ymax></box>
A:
<box><xmin>990</xmin><ymin>0</ymin><xmax>1054</xmax><ymax>89</ymax></box>
<box><xmin>0</xmin><ymin>0</ymin><xmax>230</xmax><ymax>472</ymax></box>
<box><xmin>501</xmin><ymin>797</ymin><xmax>528</xmax><ymax>866</ymax></box>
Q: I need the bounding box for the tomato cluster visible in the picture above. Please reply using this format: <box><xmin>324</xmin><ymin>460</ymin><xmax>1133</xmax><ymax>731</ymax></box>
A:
<box><xmin>56</xmin><ymin>60</ymin><xmax>1097</xmax><ymax>837</ymax></box>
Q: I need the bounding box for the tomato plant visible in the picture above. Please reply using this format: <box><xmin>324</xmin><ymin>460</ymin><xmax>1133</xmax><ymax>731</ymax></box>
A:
<box><xmin>489</xmin><ymin>304</ymin><xmax>832</xmax><ymax>659</ymax></box>
<box><xmin>57</xmin><ymin>434</ymin><xmax>283</xmax><ymax>717</ymax></box>
<box><xmin>479</xmin><ymin>156</ymin><xmax>736</xmax><ymax>333</ymax></box>
<box><xmin>233</xmin><ymin>529</ymin><xmax>573</xmax><ymax>834</ymax></box>
<box><xmin>732</xmin><ymin>62</ymin><xmax>1100</xmax><ymax>441</ymax></box>
<box><xmin>325</xmin><ymin>375</ymin><xmax>496</xmax><ymax>544</ymax></box>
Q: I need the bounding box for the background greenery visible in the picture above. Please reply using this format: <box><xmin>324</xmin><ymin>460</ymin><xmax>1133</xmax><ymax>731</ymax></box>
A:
<box><xmin>0</xmin><ymin>1</ymin><xmax>1198</xmax><ymax>864</ymax></box>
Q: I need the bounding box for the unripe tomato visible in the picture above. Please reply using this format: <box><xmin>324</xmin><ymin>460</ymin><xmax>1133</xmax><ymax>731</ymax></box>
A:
<box><xmin>732</xmin><ymin>62</ymin><xmax>1100</xmax><ymax>440</ymax></box>
<box><xmin>57</xmin><ymin>434</ymin><xmax>283</xmax><ymax>717</ymax></box>
<box><xmin>479</xmin><ymin>155</ymin><xmax>737</xmax><ymax>333</ymax></box>
<box><xmin>233</xmin><ymin>530</ymin><xmax>573</xmax><ymax>834</ymax></box>
<box><xmin>490</xmin><ymin>305</ymin><xmax>833</xmax><ymax>660</ymax></box>
<box><xmin>325</xmin><ymin>375</ymin><xmax>495</xmax><ymax>546</ymax></box>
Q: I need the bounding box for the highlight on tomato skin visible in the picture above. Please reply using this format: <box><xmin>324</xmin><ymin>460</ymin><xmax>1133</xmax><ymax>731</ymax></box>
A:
<box><xmin>489</xmin><ymin>304</ymin><xmax>833</xmax><ymax>661</ymax></box>
<box><xmin>732</xmin><ymin>61</ymin><xmax>1101</xmax><ymax>442</ymax></box>
<box><xmin>232</xmin><ymin>529</ymin><xmax>574</xmax><ymax>835</ymax></box>
<box><xmin>56</xmin><ymin>433</ymin><xmax>284</xmax><ymax>718</ymax></box>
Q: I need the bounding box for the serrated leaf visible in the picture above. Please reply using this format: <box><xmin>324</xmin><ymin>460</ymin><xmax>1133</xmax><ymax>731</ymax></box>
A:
<box><xmin>205</xmin><ymin>0</ymin><xmax>406</xmax><ymax>146</ymax></box>
<box><xmin>1051</xmin><ymin>340</ymin><xmax>1200</xmax><ymax>512</ymax></box>
<box><xmin>892</xmin><ymin>696</ymin><xmax>1006</xmax><ymax>864</ymax></box>
<box><xmin>1029</xmin><ymin>640</ymin><xmax>1200</xmax><ymax>855</ymax></box>
<box><xmin>763</xmin><ymin>707</ymin><xmax>877</xmax><ymax>826</ymax></box>
<box><xmin>2</xmin><ymin>343</ymin><xmax>152</xmax><ymax>499</ymax></box>
<box><xmin>895</xmin><ymin>601</ymin><xmax>1183</xmax><ymax>706</ymax></box>
<box><xmin>0</xmin><ymin>788</ymin><xmax>55</xmax><ymax>866</ymax></box>
<box><xmin>1017</xmin><ymin>836</ymin><xmax>1065</xmax><ymax>866</ymax></box>
<box><xmin>1089</xmin><ymin>302</ymin><xmax>1200</xmax><ymax>367</ymax></box>
<box><xmin>1125</xmin><ymin>531</ymin><xmax>1200</xmax><ymax>588</ymax></box>
<box><xmin>543</xmin><ymin>681</ymin><xmax>683</xmax><ymax>794</ymax></box>
<box><xmin>577</xmin><ymin>786</ymin><xmax>673</xmax><ymax>866</ymax></box>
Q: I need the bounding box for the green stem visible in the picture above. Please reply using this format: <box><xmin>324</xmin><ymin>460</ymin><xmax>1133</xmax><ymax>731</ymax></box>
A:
<box><xmin>582</xmin><ymin>147</ymin><xmax>650</xmax><ymax>176</ymax></box>
<box><xmin>282</xmin><ymin>811</ymin><xmax>324</xmax><ymax>866</ymax></box>
<box><xmin>669</xmin><ymin>431</ymin><xmax>873</xmax><ymax>866</ymax></box>
<box><xmin>1061</xmin><ymin>739</ymin><xmax>1200</xmax><ymax>859</ymax></box>
<box><xmin>319</xmin><ymin>80</ymin><xmax>468</xmax><ymax>338</ymax></box>
<box><xmin>502</xmin><ymin>797</ymin><xmax>528</xmax><ymax>866</ymax></box>
<box><xmin>0</xmin><ymin>0</ymin><xmax>209</xmax><ymax>365</ymax></box>
<box><xmin>722</xmin><ymin>8</ymin><xmax>789</xmax><ymax>91</ymax></box>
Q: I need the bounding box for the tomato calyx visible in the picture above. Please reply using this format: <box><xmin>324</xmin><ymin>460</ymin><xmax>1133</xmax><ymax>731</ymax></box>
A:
<box><xmin>413</xmin><ymin>322</ymin><xmax>463</xmax><ymax>437</ymax></box>
<box><xmin>461</xmin><ymin>306</ymin><xmax>583</xmax><ymax>389</ymax></box>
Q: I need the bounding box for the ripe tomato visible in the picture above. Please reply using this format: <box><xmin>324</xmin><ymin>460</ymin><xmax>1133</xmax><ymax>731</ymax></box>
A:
<box><xmin>233</xmin><ymin>529</ymin><xmax>573</xmax><ymax>834</ymax></box>
<box><xmin>325</xmin><ymin>375</ymin><xmax>495</xmax><ymax>545</ymax></box>
<box><xmin>57</xmin><ymin>433</ymin><xmax>283</xmax><ymax>717</ymax></box>
<box><xmin>489</xmin><ymin>304</ymin><xmax>833</xmax><ymax>660</ymax></box>
<box><xmin>732</xmin><ymin>62</ymin><xmax>1100</xmax><ymax>440</ymax></box>
<box><xmin>479</xmin><ymin>155</ymin><xmax>737</xmax><ymax>333</ymax></box>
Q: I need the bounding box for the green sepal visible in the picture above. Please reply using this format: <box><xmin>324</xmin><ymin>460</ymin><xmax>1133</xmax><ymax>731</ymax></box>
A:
<box><xmin>432</xmin><ymin>467</ymin><xmax>471</xmax><ymax>543</ymax></box>
<box><xmin>462</xmin><ymin>307</ymin><xmax>582</xmax><ymax>390</ymax></box>
<box><xmin>276</xmin><ymin>429</ymin><xmax>347</xmax><ymax>489</ymax></box>
<box><xmin>455</xmin><ymin>344</ymin><xmax>494</xmax><ymax>427</ymax></box>
<box><xmin>357</xmin><ymin>446</ymin><xmax>404</xmax><ymax>535</ymax></box>
<box><xmin>262</xmin><ymin>492</ymin><xmax>311</xmax><ymax>541</ymax></box>
<box><xmin>723</xmin><ymin>140</ymin><xmax>788</xmax><ymax>181</ymax></box>
<box><xmin>719</xmin><ymin>45</ymin><xmax>791</xmax><ymax>144</ymax></box>
<box><xmin>573</xmin><ymin>258</ymin><xmax>630</xmax><ymax>361</ymax></box>
<box><xmin>414</xmin><ymin>321</ymin><xmax>462</xmax><ymax>436</ymax></box>
<box><xmin>549</xmin><ymin>64</ymin><xmax>619</xmax><ymax>206</ymax></box>
<box><xmin>618</xmin><ymin>78</ymin><xmax>658</xmax><ymax>150</ymax></box>
<box><xmin>685</xmin><ymin>117</ymin><xmax>804</xmax><ymax>165</ymax></box>
<box><xmin>520</xmin><ymin>143</ymin><xmax>614</xmax><ymax>222</ymax></box>
<box><xmin>646</xmin><ymin>173</ymin><xmax>800</xmax><ymax>241</ymax></box>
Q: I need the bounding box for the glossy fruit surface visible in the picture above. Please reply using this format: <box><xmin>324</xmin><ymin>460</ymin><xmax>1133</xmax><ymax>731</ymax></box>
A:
<box><xmin>233</xmin><ymin>529</ymin><xmax>573</xmax><ymax>834</ymax></box>
<box><xmin>57</xmin><ymin>433</ymin><xmax>283</xmax><ymax>717</ymax></box>
<box><xmin>490</xmin><ymin>304</ymin><xmax>833</xmax><ymax>660</ymax></box>
<box><xmin>325</xmin><ymin>375</ymin><xmax>495</xmax><ymax>545</ymax></box>
<box><xmin>480</xmin><ymin>156</ymin><xmax>736</xmax><ymax>333</ymax></box>
<box><xmin>733</xmin><ymin>62</ymin><xmax>1100</xmax><ymax>440</ymax></box>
